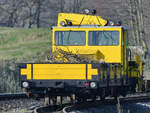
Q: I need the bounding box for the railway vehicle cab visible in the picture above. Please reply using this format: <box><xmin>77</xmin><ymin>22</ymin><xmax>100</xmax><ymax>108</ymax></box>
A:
<box><xmin>52</xmin><ymin>13</ymin><xmax>125</xmax><ymax>64</ymax></box>
<box><xmin>52</xmin><ymin>26</ymin><xmax>123</xmax><ymax>63</ymax></box>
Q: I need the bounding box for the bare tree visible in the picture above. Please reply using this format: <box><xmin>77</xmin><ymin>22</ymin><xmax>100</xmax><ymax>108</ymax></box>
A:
<box><xmin>128</xmin><ymin>0</ymin><xmax>147</xmax><ymax>51</ymax></box>
<box><xmin>73</xmin><ymin>0</ymin><xmax>81</xmax><ymax>13</ymax></box>
<box><xmin>22</xmin><ymin>0</ymin><xmax>38</xmax><ymax>28</ymax></box>
<box><xmin>0</xmin><ymin>0</ymin><xmax>23</xmax><ymax>27</ymax></box>
<box><xmin>58</xmin><ymin>0</ymin><xmax>65</xmax><ymax>12</ymax></box>
<box><xmin>36</xmin><ymin>0</ymin><xmax>41</xmax><ymax>28</ymax></box>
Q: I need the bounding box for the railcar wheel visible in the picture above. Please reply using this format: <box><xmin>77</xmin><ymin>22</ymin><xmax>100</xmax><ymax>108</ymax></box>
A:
<box><xmin>51</xmin><ymin>97</ymin><xmax>57</xmax><ymax>105</ymax></box>
<box><xmin>44</xmin><ymin>96</ymin><xmax>50</xmax><ymax>106</ymax></box>
<box><xmin>72</xmin><ymin>94</ymin><xmax>76</xmax><ymax>103</ymax></box>
<box><xmin>45</xmin><ymin>96</ymin><xmax>57</xmax><ymax>105</ymax></box>
<box><xmin>57</xmin><ymin>96</ymin><xmax>62</xmax><ymax>105</ymax></box>
<box><xmin>66</xmin><ymin>95</ymin><xmax>75</xmax><ymax>103</ymax></box>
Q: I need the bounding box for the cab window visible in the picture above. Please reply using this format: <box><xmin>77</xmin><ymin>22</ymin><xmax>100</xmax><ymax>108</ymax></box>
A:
<box><xmin>55</xmin><ymin>31</ymin><xmax>86</xmax><ymax>46</ymax></box>
<box><xmin>88</xmin><ymin>31</ymin><xmax>119</xmax><ymax>46</ymax></box>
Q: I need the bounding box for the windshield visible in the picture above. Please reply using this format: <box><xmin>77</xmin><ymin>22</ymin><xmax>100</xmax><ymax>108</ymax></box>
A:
<box><xmin>88</xmin><ymin>31</ymin><xmax>119</xmax><ymax>46</ymax></box>
<box><xmin>55</xmin><ymin>31</ymin><xmax>86</xmax><ymax>46</ymax></box>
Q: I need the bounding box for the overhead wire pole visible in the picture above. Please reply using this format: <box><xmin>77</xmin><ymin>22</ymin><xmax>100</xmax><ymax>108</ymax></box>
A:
<box><xmin>136</xmin><ymin>0</ymin><xmax>148</xmax><ymax>59</ymax></box>
<box><xmin>73</xmin><ymin>0</ymin><xmax>81</xmax><ymax>13</ymax></box>
<box><xmin>128</xmin><ymin>0</ymin><xmax>149</xmax><ymax>88</ymax></box>
<box><xmin>137</xmin><ymin>0</ymin><xmax>148</xmax><ymax>56</ymax></box>
<box><xmin>134</xmin><ymin>0</ymin><xmax>141</xmax><ymax>47</ymax></box>
<box><xmin>129</xmin><ymin>0</ymin><xmax>148</xmax><ymax>59</ymax></box>
<box><xmin>129</xmin><ymin>0</ymin><xmax>137</xmax><ymax>45</ymax></box>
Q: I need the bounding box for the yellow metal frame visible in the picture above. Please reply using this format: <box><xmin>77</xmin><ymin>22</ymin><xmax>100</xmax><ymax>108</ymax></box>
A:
<box><xmin>21</xmin><ymin>64</ymin><xmax>98</xmax><ymax>80</ymax></box>
<box><xmin>57</xmin><ymin>13</ymin><xmax>107</xmax><ymax>27</ymax></box>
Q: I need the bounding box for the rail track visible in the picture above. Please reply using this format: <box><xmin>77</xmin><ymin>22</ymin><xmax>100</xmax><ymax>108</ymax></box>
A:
<box><xmin>0</xmin><ymin>93</ymin><xmax>44</xmax><ymax>113</ymax></box>
<box><xmin>1</xmin><ymin>92</ymin><xmax>150</xmax><ymax>113</ymax></box>
<box><xmin>33</xmin><ymin>104</ymin><xmax>71</xmax><ymax>113</ymax></box>
<box><xmin>33</xmin><ymin>92</ymin><xmax>150</xmax><ymax>113</ymax></box>
<box><xmin>0</xmin><ymin>92</ymin><xmax>27</xmax><ymax>100</ymax></box>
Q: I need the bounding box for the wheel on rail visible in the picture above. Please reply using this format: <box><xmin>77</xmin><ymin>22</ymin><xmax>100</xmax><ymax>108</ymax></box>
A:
<box><xmin>72</xmin><ymin>94</ymin><xmax>76</xmax><ymax>103</ymax></box>
<box><xmin>44</xmin><ymin>96</ymin><xmax>57</xmax><ymax>105</ymax></box>
<box><xmin>66</xmin><ymin>96</ymin><xmax>71</xmax><ymax>103</ymax></box>
<box><xmin>57</xmin><ymin>96</ymin><xmax>62</xmax><ymax>105</ymax></box>
<box><xmin>44</xmin><ymin>96</ymin><xmax>50</xmax><ymax>106</ymax></box>
<box><xmin>50</xmin><ymin>97</ymin><xmax>57</xmax><ymax>105</ymax></box>
<box><xmin>66</xmin><ymin>94</ymin><xmax>76</xmax><ymax>103</ymax></box>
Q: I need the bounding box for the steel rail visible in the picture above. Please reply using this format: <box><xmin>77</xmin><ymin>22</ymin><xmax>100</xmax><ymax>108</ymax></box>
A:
<box><xmin>63</xmin><ymin>93</ymin><xmax>150</xmax><ymax>113</ymax></box>
<box><xmin>32</xmin><ymin>92</ymin><xmax>150</xmax><ymax>113</ymax></box>
<box><xmin>0</xmin><ymin>92</ymin><xmax>27</xmax><ymax>100</ymax></box>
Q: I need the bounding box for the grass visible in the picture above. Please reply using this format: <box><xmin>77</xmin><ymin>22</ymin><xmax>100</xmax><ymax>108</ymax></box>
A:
<box><xmin>0</xmin><ymin>27</ymin><xmax>51</xmax><ymax>61</ymax></box>
<box><xmin>0</xmin><ymin>27</ymin><xmax>51</xmax><ymax>93</ymax></box>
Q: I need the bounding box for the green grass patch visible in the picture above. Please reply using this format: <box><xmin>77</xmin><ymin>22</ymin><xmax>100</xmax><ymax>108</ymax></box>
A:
<box><xmin>0</xmin><ymin>27</ymin><xmax>51</xmax><ymax>93</ymax></box>
<box><xmin>0</xmin><ymin>27</ymin><xmax>51</xmax><ymax>61</ymax></box>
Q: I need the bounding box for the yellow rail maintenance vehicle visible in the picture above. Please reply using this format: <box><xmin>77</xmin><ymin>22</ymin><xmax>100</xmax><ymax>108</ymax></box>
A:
<box><xmin>19</xmin><ymin>10</ymin><xmax>144</xmax><ymax>102</ymax></box>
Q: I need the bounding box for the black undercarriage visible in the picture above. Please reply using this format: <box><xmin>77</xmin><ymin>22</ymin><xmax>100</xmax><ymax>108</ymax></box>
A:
<box><xmin>19</xmin><ymin>63</ymin><xmax>140</xmax><ymax>100</ymax></box>
<box><xmin>24</xmin><ymin>77</ymin><xmax>138</xmax><ymax>100</ymax></box>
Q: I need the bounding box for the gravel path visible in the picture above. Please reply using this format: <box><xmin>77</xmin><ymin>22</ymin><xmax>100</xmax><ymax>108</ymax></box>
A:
<box><xmin>0</xmin><ymin>98</ymin><xmax>44</xmax><ymax>113</ymax></box>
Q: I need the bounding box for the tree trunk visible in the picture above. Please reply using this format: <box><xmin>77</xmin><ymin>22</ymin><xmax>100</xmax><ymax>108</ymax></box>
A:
<box><xmin>28</xmin><ymin>7</ymin><xmax>32</xmax><ymax>28</ymax></box>
<box><xmin>36</xmin><ymin>0</ymin><xmax>41</xmax><ymax>28</ymax></box>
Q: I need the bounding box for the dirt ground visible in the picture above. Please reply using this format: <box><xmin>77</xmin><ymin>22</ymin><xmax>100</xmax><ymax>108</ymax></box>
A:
<box><xmin>0</xmin><ymin>98</ymin><xmax>44</xmax><ymax>113</ymax></box>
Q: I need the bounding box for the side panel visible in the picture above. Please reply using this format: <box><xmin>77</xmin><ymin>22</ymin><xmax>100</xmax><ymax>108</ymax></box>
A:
<box><xmin>20</xmin><ymin>64</ymin><xmax>98</xmax><ymax>80</ymax></box>
<box><xmin>33</xmin><ymin>64</ymin><xmax>86</xmax><ymax>80</ymax></box>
